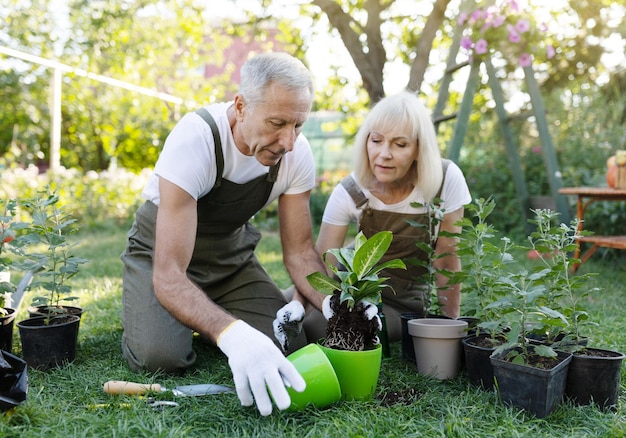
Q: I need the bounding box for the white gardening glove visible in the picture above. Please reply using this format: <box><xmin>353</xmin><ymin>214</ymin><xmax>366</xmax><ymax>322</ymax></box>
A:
<box><xmin>273</xmin><ymin>301</ymin><xmax>305</xmax><ymax>352</ymax></box>
<box><xmin>217</xmin><ymin>320</ymin><xmax>306</xmax><ymax>416</ymax></box>
<box><xmin>322</xmin><ymin>295</ymin><xmax>382</xmax><ymax>331</ymax></box>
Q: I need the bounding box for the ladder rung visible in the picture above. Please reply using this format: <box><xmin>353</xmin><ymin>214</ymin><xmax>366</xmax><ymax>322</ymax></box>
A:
<box><xmin>445</xmin><ymin>60</ymin><xmax>470</xmax><ymax>75</ymax></box>
<box><xmin>433</xmin><ymin>113</ymin><xmax>458</xmax><ymax>124</ymax></box>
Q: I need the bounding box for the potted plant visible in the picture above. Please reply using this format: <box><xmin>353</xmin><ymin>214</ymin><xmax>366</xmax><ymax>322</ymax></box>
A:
<box><xmin>486</xmin><ymin>209</ymin><xmax>583</xmax><ymax>418</ymax></box>
<box><xmin>404</xmin><ymin>199</ymin><xmax>470</xmax><ymax>380</ymax></box>
<box><xmin>527</xmin><ymin>209</ymin><xmax>625</xmax><ymax>411</ymax></box>
<box><xmin>16</xmin><ymin>188</ymin><xmax>88</xmax><ymax>370</ymax></box>
<box><xmin>453</xmin><ymin>197</ymin><xmax>512</xmax><ymax>389</ymax></box>
<box><xmin>306</xmin><ymin>230</ymin><xmax>406</xmax><ymax>400</ymax></box>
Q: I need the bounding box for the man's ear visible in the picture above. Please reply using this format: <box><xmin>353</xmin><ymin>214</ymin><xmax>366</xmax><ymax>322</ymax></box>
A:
<box><xmin>233</xmin><ymin>94</ymin><xmax>246</xmax><ymax>121</ymax></box>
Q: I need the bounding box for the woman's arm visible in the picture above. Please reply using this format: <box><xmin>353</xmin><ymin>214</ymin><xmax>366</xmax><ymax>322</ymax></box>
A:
<box><xmin>433</xmin><ymin>207</ymin><xmax>465</xmax><ymax>318</ymax></box>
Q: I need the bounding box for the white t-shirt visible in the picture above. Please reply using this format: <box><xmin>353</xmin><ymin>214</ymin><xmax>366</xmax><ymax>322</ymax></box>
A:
<box><xmin>322</xmin><ymin>161</ymin><xmax>472</xmax><ymax>227</ymax></box>
<box><xmin>142</xmin><ymin>102</ymin><xmax>316</xmax><ymax>207</ymax></box>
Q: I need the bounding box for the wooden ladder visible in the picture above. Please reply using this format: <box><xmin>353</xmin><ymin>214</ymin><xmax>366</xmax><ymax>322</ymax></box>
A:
<box><xmin>432</xmin><ymin>0</ymin><xmax>570</xmax><ymax>225</ymax></box>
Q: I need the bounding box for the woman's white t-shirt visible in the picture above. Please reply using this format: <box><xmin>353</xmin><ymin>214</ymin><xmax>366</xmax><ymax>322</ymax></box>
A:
<box><xmin>322</xmin><ymin>162</ymin><xmax>472</xmax><ymax>228</ymax></box>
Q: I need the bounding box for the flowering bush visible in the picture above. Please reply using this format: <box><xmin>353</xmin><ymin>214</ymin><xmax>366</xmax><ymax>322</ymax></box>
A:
<box><xmin>458</xmin><ymin>0</ymin><xmax>556</xmax><ymax>67</ymax></box>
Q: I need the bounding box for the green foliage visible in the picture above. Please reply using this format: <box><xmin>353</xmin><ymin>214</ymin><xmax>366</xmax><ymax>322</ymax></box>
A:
<box><xmin>20</xmin><ymin>188</ymin><xmax>89</xmax><ymax>318</ymax></box>
<box><xmin>307</xmin><ymin>230</ymin><xmax>406</xmax><ymax>309</ymax></box>
<box><xmin>0</xmin><ymin>166</ymin><xmax>149</xmax><ymax>228</ymax></box>
<box><xmin>453</xmin><ymin>197</ymin><xmax>515</xmax><ymax>339</ymax></box>
<box><xmin>405</xmin><ymin>199</ymin><xmax>447</xmax><ymax>315</ymax></box>
<box><xmin>526</xmin><ymin>209</ymin><xmax>599</xmax><ymax>350</ymax></box>
<box><xmin>456</xmin><ymin>205</ymin><xmax>598</xmax><ymax>366</ymax></box>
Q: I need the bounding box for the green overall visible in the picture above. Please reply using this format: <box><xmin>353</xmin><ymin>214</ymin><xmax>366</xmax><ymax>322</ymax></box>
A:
<box><xmin>121</xmin><ymin>109</ymin><xmax>306</xmax><ymax>374</ymax></box>
<box><xmin>303</xmin><ymin>160</ymin><xmax>450</xmax><ymax>343</ymax></box>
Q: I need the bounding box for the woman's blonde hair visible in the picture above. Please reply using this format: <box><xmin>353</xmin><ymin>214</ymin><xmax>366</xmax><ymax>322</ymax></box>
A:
<box><xmin>353</xmin><ymin>91</ymin><xmax>443</xmax><ymax>201</ymax></box>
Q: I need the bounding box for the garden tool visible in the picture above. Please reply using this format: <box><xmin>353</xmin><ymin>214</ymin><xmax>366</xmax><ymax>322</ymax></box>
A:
<box><xmin>103</xmin><ymin>380</ymin><xmax>234</xmax><ymax>397</ymax></box>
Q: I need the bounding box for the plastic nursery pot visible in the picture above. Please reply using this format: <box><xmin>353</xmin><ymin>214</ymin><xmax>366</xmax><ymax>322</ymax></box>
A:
<box><xmin>400</xmin><ymin>312</ymin><xmax>422</xmax><ymax>363</ymax></box>
<box><xmin>490</xmin><ymin>350</ymin><xmax>572</xmax><ymax>418</ymax></box>
<box><xmin>17</xmin><ymin>315</ymin><xmax>80</xmax><ymax>370</ymax></box>
<box><xmin>408</xmin><ymin>318</ymin><xmax>468</xmax><ymax>380</ymax></box>
<box><xmin>318</xmin><ymin>341</ymin><xmax>382</xmax><ymax>401</ymax></box>
<box><xmin>285</xmin><ymin>343</ymin><xmax>341</xmax><ymax>411</ymax></box>
<box><xmin>564</xmin><ymin>347</ymin><xmax>625</xmax><ymax>411</ymax></box>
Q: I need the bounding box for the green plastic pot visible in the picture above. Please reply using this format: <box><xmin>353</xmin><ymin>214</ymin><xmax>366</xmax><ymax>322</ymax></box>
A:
<box><xmin>318</xmin><ymin>341</ymin><xmax>382</xmax><ymax>401</ymax></box>
<box><xmin>286</xmin><ymin>343</ymin><xmax>341</xmax><ymax>411</ymax></box>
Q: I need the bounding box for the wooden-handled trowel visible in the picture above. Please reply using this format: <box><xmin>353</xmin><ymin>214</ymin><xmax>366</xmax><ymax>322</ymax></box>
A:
<box><xmin>103</xmin><ymin>380</ymin><xmax>234</xmax><ymax>397</ymax></box>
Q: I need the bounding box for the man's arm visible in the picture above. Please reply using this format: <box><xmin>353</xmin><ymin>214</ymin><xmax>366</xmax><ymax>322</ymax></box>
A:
<box><xmin>154</xmin><ymin>178</ymin><xmax>305</xmax><ymax>416</ymax></box>
<box><xmin>152</xmin><ymin>178</ymin><xmax>235</xmax><ymax>341</ymax></box>
<box><xmin>433</xmin><ymin>207</ymin><xmax>465</xmax><ymax>319</ymax></box>
<box><xmin>278</xmin><ymin>191</ymin><xmax>328</xmax><ymax>311</ymax></box>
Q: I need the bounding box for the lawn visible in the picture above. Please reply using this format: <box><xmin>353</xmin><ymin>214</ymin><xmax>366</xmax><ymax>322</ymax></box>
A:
<box><xmin>1</xmin><ymin>224</ymin><xmax>624</xmax><ymax>437</ymax></box>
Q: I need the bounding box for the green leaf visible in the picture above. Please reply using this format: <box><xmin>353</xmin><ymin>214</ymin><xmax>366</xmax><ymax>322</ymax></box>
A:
<box><xmin>306</xmin><ymin>272</ymin><xmax>340</xmax><ymax>294</ymax></box>
<box><xmin>353</xmin><ymin>231</ymin><xmax>392</xmax><ymax>278</ymax></box>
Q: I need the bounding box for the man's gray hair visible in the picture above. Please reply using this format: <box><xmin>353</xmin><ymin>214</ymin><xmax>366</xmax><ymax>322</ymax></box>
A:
<box><xmin>239</xmin><ymin>52</ymin><xmax>314</xmax><ymax>109</ymax></box>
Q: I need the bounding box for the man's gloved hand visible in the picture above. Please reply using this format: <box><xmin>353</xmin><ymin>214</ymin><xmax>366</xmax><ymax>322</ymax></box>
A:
<box><xmin>322</xmin><ymin>295</ymin><xmax>382</xmax><ymax>331</ymax></box>
<box><xmin>273</xmin><ymin>301</ymin><xmax>305</xmax><ymax>352</ymax></box>
<box><xmin>217</xmin><ymin>320</ymin><xmax>306</xmax><ymax>416</ymax></box>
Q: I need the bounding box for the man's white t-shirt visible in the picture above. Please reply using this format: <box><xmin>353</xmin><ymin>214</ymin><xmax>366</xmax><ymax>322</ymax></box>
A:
<box><xmin>322</xmin><ymin>161</ymin><xmax>472</xmax><ymax>228</ymax></box>
<box><xmin>142</xmin><ymin>102</ymin><xmax>316</xmax><ymax>207</ymax></box>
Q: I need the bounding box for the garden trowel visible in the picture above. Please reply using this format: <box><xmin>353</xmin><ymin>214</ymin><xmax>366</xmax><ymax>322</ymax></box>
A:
<box><xmin>103</xmin><ymin>380</ymin><xmax>234</xmax><ymax>397</ymax></box>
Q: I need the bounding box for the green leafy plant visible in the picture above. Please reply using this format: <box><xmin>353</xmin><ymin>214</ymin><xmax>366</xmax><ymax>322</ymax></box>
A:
<box><xmin>307</xmin><ymin>230</ymin><xmax>406</xmax><ymax>351</ymax></box>
<box><xmin>22</xmin><ymin>188</ymin><xmax>88</xmax><ymax>322</ymax></box>
<box><xmin>405</xmin><ymin>198</ymin><xmax>449</xmax><ymax>316</ymax></box>
<box><xmin>451</xmin><ymin>197</ymin><xmax>513</xmax><ymax>340</ymax></box>
<box><xmin>525</xmin><ymin>209</ymin><xmax>598</xmax><ymax>351</ymax></box>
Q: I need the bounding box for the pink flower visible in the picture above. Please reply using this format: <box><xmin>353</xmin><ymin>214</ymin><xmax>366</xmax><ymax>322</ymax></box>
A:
<box><xmin>509</xmin><ymin>0</ymin><xmax>520</xmax><ymax>12</ymax></box>
<box><xmin>546</xmin><ymin>45</ymin><xmax>555</xmax><ymax>59</ymax></box>
<box><xmin>491</xmin><ymin>15</ymin><xmax>506</xmax><ymax>28</ymax></box>
<box><xmin>507</xmin><ymin>26</ymin><xmax>521</xmax><ymax>44</ymax></box>
<box><xmin>518</xmin><ymin>53</ymin><xmax>532</xmax><ymax>67</ymax></box>
<box><xmin>457</xmin><ymin>12</ymin><xmax>468</xmax><ymax>26</ymax></box>
<box><xmin>461</xmin><ymin>36</ymin><xmax>474</xmax><ymax>50</ymax></box>
<box><xmin>475</xmin><ymin>39</ymin><xmax>488</xmax><ymax>55</ymax></box>
<box><xmin>515</xmin><ymin>19</ymin><xmax>530</xmax><ymax>33</ymax></box>
<box><xmin>469</xmin><ymin>9</ymin><xmax>485</xmax><ymax>24</ymax></box>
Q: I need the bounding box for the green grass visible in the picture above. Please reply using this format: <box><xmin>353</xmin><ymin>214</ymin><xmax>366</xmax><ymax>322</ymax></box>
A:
<box><xmin>1</xmin><ymin>224</ymin><xmax>625</xmax><ymax>437</ymax></box>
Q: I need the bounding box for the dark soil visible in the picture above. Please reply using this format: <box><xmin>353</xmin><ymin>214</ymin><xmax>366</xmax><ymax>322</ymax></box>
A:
<box><xmin>322</xmin><ymin>293</ymin><xmax>378</xmax><ymax>351</ymax></box>
<box><xmin>466</xmin><ymin>334</ymin><xmax>506</xmax><ymax>349</ymax></box>
<box><xmin>376</xmin><ymin>387</ymin><xmax>421</xmax><ymax>407</ymax></box>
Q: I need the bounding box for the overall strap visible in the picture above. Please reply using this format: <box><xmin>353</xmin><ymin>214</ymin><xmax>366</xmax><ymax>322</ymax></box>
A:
<box><xmin>340</xmin><ymin>175</ymin><xmax>368</xmax><ymax>208</ymax></box>
<box><xmin>195</xmin><ymin>108</ymin><xmax>224</xmax><ymax>188</ymax></box>
<box><xmin>435</xmin><ymin>159</ymin><xmax>452</xmax><ymax>199</ymax></box>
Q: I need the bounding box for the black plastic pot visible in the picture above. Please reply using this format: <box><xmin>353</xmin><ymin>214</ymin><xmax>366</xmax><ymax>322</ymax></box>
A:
<box><xmin>17</xmin><ymin>315</ymin><xmax>80</xmax><ymax>370</ymax></box>
<box><xmin>491</xmin><ymin>350</ymin><xmax>572</xmax><ymax>418</ymax></box>
<box><xmin>462</xmin><ymin>334</ymin><xmax>496</xmax><ymax>389</ymax></box>
<box><xmin>564</xmin><ymin>347</ymin><xmax>625</xmax><ymax>411</ymax></box>
<box><xmin>400</xmin><ymin>312</ymin><xmax>422</xmax><ymax>363</ymax></box>
<box><xmin>0</xmin><ymin>308</ymin><xmax>16</xmax><ymax>353</ymax></box>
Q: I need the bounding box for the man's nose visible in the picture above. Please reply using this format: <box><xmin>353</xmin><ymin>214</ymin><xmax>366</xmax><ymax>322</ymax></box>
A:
<box><xmin>278</xmin><ymin>127</ymin><xmax>297</xmax><ymax>151</ymax></box>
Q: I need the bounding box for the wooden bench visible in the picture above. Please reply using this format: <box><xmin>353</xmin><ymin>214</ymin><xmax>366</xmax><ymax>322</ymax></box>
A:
<box><xmin>577</xmin><ymin>235</ymin><xmax>626</xmax><ymax>266</ymax></box>
<box><xmin>558</xmin><ymin>187</ymin><xmax>626</xmax><ymax>272</ymax></box>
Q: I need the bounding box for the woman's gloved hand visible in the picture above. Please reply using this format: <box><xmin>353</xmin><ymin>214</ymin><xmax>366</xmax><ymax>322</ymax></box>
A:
<box><xmin>218</xmin><ymin>320</ymin><xmax>306</xmax><ymax>416</ymax></box>
<box><xmin>272</xmin><ymin>301</ymin><xmax>305</xmax><ymax>352</ymax></box>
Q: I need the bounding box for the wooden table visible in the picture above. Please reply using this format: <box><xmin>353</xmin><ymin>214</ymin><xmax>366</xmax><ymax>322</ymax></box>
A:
<box><xmin>558</xmin><ymin>187</ymin><xmax>626</xmax><ymax>272</ymax></box>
